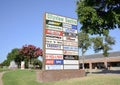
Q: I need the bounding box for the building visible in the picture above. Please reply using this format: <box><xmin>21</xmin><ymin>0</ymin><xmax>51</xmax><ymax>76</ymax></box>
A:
<box><xmin>79</xmin><ymin>51</ymin><xmax>120</xmax><ymax>70</ymax></box>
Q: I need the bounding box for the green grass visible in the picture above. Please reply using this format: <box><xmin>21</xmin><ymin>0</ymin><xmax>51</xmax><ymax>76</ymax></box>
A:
<box><xmin>0</xmin><ymin>67</ymin><xmax>10</xmax><ymax>72</ymax></box>
<box><xmin>2</xmin><ymin>70</ymin><xmax>41</xmax><ymax>85</ymax></box>
<box><xmin>2</xmin><ymin>70</ymin><xmax>120</xmax><ymax>85</ymax></box>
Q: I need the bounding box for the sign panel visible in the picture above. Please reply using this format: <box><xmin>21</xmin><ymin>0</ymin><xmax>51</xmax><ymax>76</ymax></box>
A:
<box><xmin>46</xmin><ymin>54</ymin><xmax>63</xmax><ymax>59</ymax></box>
<box><xmin>63</xmin><ymin>28</ymin><xmax>77</xmax><ymax>33</ymax></box>
<box><xmin>46</xmin><ymin>44</ymin><xmax>63</xmax><ymax>49</ymax></box>
<box><xmin>54</xmin><ymin>60</ymin><xmax>63</xmax><ymax>65</ymax></box>
<box><xmin>46</xmin><ymin>39</ymin><xmax>63</xmax><ymax>45</ymax></box>
<box><xmin>66</xmin><ymin>18</ymin><xmax>77</xmax><ymax>25</ymax></box>
<box><xmin>46</xmin><ymin>24</ymin><xmax>63</xmax><ymax>31</ymax></box>
<box><xmin>64</xmin><ymin>46</ymin><xmax>78</xmax><ymax>51</ymax></box>
<box><xmin>46</xmin><ymin>65</ymin><xmax>63</xmax><ymax>70</ymax></box>
<box><xmin>46</xmin><ymin>49</ymin><xmax>63</xmax><ymax>54</ymax></box>
<box><xmin>46</xmin><ymin>29</ymin><xmax>63</xmax><ymax>36</ymax></box>
<box><xmin>46</xmin><ymin>13</ymin><xmax>66</xmax><ymax>22</ymax></box>
<box><xmin>64</xmin><ymin>60</ymin><xmax>79</xmax><ymax>64</ymax></box>
<box><xmin>46</xmin><ymin>60</ymin><xmax>54</xmax><ymax>64</ymax></box>
<box><xmin>63</xmin><ymin>32</ymin><xmax>77</xmax><ymax>38</ymax></box>
<box><xmin>46</xmin><ymin>35</ymin><xmax>62</xmax><ymax>40</ymax></box>
<box><xmin>64</xmin><ymin>50</ymin><xmax>78</xmax><ymax>55</ymax></box>
<box><xmin>63</xmin><ymin>23</ymin><xmax>72</xmax><ymax>28</ymax></box>
<box><xmin>64</xmin><ymin>55</ymin><xmax>79</xmax><ymax>60</ymax></box>
<box><xmin>64</xmin><ymin>41</ymin><xmax>78</xmax><ymax>46</ymax></box>
<box><xmin>64</xmin><ymin>65</ymin><xmax>79</xmax><ymax>69</ymax></box>
<box><xmin>63</xmin><ymin>36</ymin><xmax>78</xmax><ymax>42</ymax></box>
<box><xmin>72</xmin><ymin>25</ymin><xmax>77</xmax><ymax>30</ymax></box>
<box><xmin>46</xmin><ymin>20</ymin><xmax>62</xmax><ymax>27</ymax></box>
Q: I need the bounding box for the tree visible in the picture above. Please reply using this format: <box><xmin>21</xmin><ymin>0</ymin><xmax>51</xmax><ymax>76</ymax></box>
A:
<box><xmin>78</xmin><ymin>31</ymin><xmax>91</xmax><ymax>69</ymax></box>
<box><xmin>1</xmin><ymin>60</ymin><xmax>9</xmax><ymax>66</ymax></box>
<box><xmin>1</xmin><ymin>48</ymin><xmax>23</xmax><ymax>67</ymax></box>
<box><xmin>7</xmin><ymin>48</ymin><xmax>19</xmax><ymax>62</ymax></box>
<box><xmin>92</xmin><ymin>35</ymin><xmax>115</xmax><ymax>57</ymax></box>
<box><xmin>14</xmin><ymin>53</ymin><xmax>24</xmax><ymax>68</ymax></box>
<box><xmin>92</xmin><ymin>35</ymin><xmax>115</xmax><ymax>68</ymax></box>
<box><xmin>76</xmin><ymin>0</ymin><xmax>120</xmax><ymax>35</ymax></box>
<box><xmin>19</xmin><ymin>45</ymin><xmax>42</xmax><ymax>68</ymax></box>
<box><xmin>33</xmin><ymin>59</ymin><xmax>42</xmax><ymax>69</ymax></box>
<box><xmin>2</xmin><ymin>48</ymin><xmax>20</xmax><ymax>66</ymax></box>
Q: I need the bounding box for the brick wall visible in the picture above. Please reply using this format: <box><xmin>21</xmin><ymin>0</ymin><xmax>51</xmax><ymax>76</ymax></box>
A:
<box><xmin>37</xmin><ymin>70</ymin><xmax>85</xmax><ymax>82</ymax></box>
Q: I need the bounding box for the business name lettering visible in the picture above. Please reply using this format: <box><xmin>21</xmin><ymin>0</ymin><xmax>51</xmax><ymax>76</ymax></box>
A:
<box><xmin>46</xmin><ymin>20</ymin><xmax>62</xmax><ymax>27</ymax></box>
<box><xmin>46</xmin><ymin>29</ymin><xmax>63</xmax><ymax>36</ymax></box>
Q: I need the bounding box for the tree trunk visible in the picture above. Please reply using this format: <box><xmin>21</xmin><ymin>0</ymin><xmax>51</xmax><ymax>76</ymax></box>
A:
<box><xmin>82</xmin><ymin>48</ymin><xmax>85</xmax><ymax>70</ymax></box>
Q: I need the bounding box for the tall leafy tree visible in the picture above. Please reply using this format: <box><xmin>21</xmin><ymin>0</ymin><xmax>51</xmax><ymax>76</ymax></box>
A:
<box><xmin>92</xmin><ymin>35</ymin><xmax>115</xmax><ymax>68</ymax></box>
<box><xmin>92</xmin><ymin>35</ymin><xmax>115</xmax><ymax>57</ymax></box>
<box><xmin>7</xmin><ymin>48</ymin><xmax>19</xmax><ymax>62</ymax></box>
<box><xmin>1</xmin><ymin>48</ymin><xmax>21</xmax><ymax>67</ymax></box>
<box><xmin>76</xmin><ymin>0</ymin><xmax>120</xmax><ymax>35</ymax></box>
<box><xmin>78</xmin><ymin>31</ymin><xmax>91</xmax><ymax>69</ymax></box>
<box><xmin>19</xmin><ymin>45</ymin><xmax>42</xmax><ymax>66</ymax></box>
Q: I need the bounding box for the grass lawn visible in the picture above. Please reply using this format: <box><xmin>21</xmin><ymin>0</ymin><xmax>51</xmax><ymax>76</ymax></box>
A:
<box><xmin>0</xmin><ymin>67</ymin><xmax>10</xmax><ymax>72</ymax></box>
<box><xmin>2</xmin><ymin>70</ymin><xmax>120</xmax><ymax>85</ymax></box>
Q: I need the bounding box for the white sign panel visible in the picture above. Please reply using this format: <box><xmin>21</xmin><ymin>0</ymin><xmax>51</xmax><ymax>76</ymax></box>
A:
<box><xmin>64</xmin><ymin>60</ymin><xmax>79</xmax><ymax>64</ymax></box>
<box><xmin>63</xmin><ymin>28</ymin><xmax>77</xmax><ymax>33</ymax></box>
<box><xmin>64</xmin><ymin>50</ymin><xmax>78</xmax><ymax>55</ymax></box>
<box><xmin>46</xmin><ymin>39</ymin><xmax>63</xmax><ymax>45</ymax></box>
<box><xmin>63</xmin><ymin>23</ymin><xmax>72</xmax><ymax>28</ymax></box>
<box><xmin>66</xmin><ymin>18</ymin><xmax>77</xmax><ymax>25</ymax></box>
<box><xmin>64</xmin><ymin>65</ymin><xmax>79</xmax><ymax>69</ymax></box>
<box><xmin>46</xmin><ymin>54</ymin><xmax>63</xmax><ymax>59</ymax></box>
<box><xmin>46</xmin><ymin>24</ymin><xmax>63</xmax><ymax>31</ymax></box>
<box><xmin>46</xmin><ymin>34</ymin><xmax>63</xmax><ymax>40</ymax></box>
<box><xmin>64</xmin><ymin>41</ymin><xmax>78</xmax><ymax>46</ymax></box>
<box><xmin>46</xmin><ymin>49</ymin><xmax>63</xmax><ymax>54</ymax></box>
<box><xmin>46</xmin><ymin>13</ymin><xmax>66</xmax><ymax>22</ymax></box>
<box><xmin>64</xmin><ymin>46</ymin><xmax>78</xmax><ymax>51</ymax></box>
<box><xmin>63</xmin><ymin>36</ymin><xmax>78</xmax><ymax>42</ymax></box>
<box><xmin>46</xmin><ymin>65</ymin><xmax>63</xmax><ymax>70</ymax></box>
<box><xmin>46</xmin><ymin>44</ymin><xmax>63</xmax><ymax>49</ymax></box>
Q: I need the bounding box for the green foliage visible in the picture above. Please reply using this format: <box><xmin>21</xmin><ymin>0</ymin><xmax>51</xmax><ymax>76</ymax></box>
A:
<box><xmin>78</xmin><ymin>31</ymin><xmax>91</xmax><ymax>54</ymax></box>
<box><xmin>78</xmin><ymin>31</ymin><xmax>91</xmax><ymax>69</ymax></box>
<box><xmin>1</xmin><ymin>48</ymin><xmax>20</xmax><ymax>66</ymax></box>
<box><xmin>92</xmin><ymin>36</ymin><xmax>103</xmax><ymax>53</ymax></box>
<box><xmin>7</xmin><ymin>48</ymin><xmax>19</xmax><ymax>61</ymax></box>
<box><xmin>92</xmin><ymin>35</ymin><xmax>115</xmax><ymax>57</ymax></box>
<box><xmin>1</xmin><ymin>60</ymin><xmax>10</xmax><ymax>66</ymax></box>
<box><xmin>2</xmin><ymin>45</ymin><xmax>42</xmax><ymax>69</ymax></box>
<box><xmin>33</xmin><ymin>59</ymin><xmax>42</xmax><ymax>69</ymax></box>
<box><xmin>76</xmin><ymin>0</ymin><xmax>120</xmax><ymax>35</ymax></box>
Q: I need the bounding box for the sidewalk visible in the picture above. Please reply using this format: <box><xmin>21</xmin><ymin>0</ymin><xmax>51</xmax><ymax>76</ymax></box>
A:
<box><xmin>0</xmin><ymin>72</ymin><xmax>4</xmax><ymax>85</ymax></box>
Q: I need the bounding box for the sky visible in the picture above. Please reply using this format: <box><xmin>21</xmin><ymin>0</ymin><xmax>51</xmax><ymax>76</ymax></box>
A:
<box><xmin>0</xmin><ymin>0</ymin><xmax>120</xmax><ymax>63</ymax></box>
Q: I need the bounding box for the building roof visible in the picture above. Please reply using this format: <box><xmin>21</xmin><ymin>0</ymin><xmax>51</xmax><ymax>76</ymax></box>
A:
<box><xmin>79</xmin><ymin>51</ymin><xmax>120</xmax><ymax>59</ymax></box>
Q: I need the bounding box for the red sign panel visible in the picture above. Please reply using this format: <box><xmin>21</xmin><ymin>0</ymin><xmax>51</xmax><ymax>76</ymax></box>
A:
<box><xmin>45</xmin><ymin>60</ymin><xmax>54</xmax><ymax>64</ymax></box>
<box><xmin>45</xmin><ymin>29</ymin><xmax>63</xmax><ymax>36</ymax></box>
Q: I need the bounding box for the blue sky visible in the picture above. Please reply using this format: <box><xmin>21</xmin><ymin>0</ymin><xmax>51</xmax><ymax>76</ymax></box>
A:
<box><xmin>0</xmin><ymin>0</ymin><xmax>120</xmax><ymax>63</ymax></box>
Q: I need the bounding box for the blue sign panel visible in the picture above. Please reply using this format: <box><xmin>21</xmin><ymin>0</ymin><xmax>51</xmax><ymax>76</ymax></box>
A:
<box><xmin>72</xmin><ymin>25</ymin><xmax>77</xmax><ymax>30</ymax></box>
<box><xmin>54</xmin><ymin>60</ymin><xmax>63</xmax><ymax>65</ymax></box>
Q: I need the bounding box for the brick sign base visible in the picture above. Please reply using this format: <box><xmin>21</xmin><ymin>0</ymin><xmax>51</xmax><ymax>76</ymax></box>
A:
<box><xmin>37</xmin><ymin>70</ymin><xmax>85</xmax><ymax>82</ymax></box>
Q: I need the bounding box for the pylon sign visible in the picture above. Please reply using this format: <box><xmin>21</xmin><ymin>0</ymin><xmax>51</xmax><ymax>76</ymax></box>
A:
<box><xmin>43</xmin><ymin>13</ymin><xmax>79</xmax><ymax>70</ymax></box>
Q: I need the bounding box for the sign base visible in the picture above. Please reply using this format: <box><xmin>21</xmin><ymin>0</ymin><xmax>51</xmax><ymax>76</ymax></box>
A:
<box><xmin>37</xmin><ymin>70</ymin><xmax>85</xmax><ymax>82</ymax></box>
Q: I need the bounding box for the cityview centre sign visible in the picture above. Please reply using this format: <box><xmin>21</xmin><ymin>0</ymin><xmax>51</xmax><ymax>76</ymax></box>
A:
<box><xmin>43</xmin><ymin>13</ymin><xmax>79</xmax><ymax>70</ymax></box>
